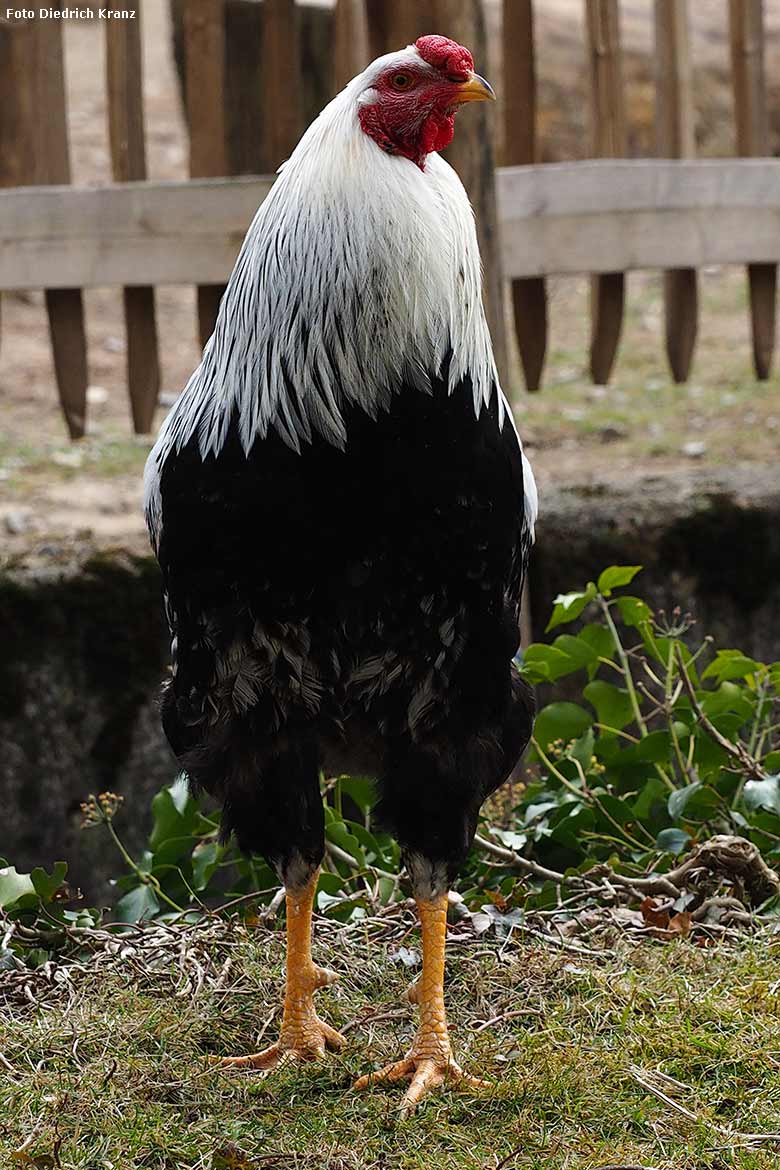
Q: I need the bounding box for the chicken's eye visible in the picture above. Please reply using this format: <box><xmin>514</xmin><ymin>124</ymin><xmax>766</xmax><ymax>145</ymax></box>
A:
<box><xmin>391</xmin><ymin>72</ymin><xmax>414</xmax><ymax>91</ymax></box>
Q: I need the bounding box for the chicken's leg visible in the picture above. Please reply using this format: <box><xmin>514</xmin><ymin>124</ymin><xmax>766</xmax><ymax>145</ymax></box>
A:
<box><xmin>353</xmin><ymin>890</ymin><xmax>488</xmax><ymax>1114</ymax></box>
<box><xmin>220</xmin><ymin>870</ymin><xmax>345</xmax><ymax>1070</ymax></box>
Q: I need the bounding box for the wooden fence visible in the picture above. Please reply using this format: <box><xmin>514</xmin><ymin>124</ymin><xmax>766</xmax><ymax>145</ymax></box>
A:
<box><xmin>0</xmin><ymin>0</ymin><xmax>778</xmax><ymax>439</ymax></box>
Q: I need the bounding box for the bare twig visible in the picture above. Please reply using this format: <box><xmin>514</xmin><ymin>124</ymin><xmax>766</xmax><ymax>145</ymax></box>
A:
<box><xmin>591</xmin><ymin>1165</ymin><xmax>664</xmax><ymax>1170</ymax></box>
<box><xmin>630</xmin><ymin>1066</ymin><xmax>780</xmax><ymax>1146</ymax></box>
<box><xmin>477</xmin><ymin>820</ymin><xmax>780</xmax><ymax>908</ymax></box>
<box><xmin>473</xmin><ymin>834</ymin><xmax>574</xmax><ymax>886</ymax></box>
<box><xmin>341</xmin><ymin>1009</ymin><xmax>410</xmax><ymax>1035</ymax></box>
<box><xmin>325</xmin><ymin>840</ymin><xmax>396</xmax><ymax>881</ymax></box>
<box><xmin>472</xmin><ymin>1008</ymin><xmax>542</xmax><ymax>1033</ymax></box>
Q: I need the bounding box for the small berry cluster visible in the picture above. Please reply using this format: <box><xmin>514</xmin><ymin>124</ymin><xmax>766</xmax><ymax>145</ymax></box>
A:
<box><xmin>80</xmin><ymin>791</ymin><xmax>124</xmax><ymax>829</ymax></box>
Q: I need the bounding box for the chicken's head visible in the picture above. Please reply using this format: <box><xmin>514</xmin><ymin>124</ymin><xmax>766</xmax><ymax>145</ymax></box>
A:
<box><xmin>357</xmin><ymin>35</ymin><xmax>495</xmax><ymax>170</ymax></box>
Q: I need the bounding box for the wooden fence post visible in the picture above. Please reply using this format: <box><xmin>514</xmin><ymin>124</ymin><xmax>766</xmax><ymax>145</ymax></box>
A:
<box><xmin>504</xmin><ymin>0</ymin><xmax>546</xmax><ymax>393</ymax></box>
<box><xmin>33</xmin><ymin>19</ymin><xmax>90</xmax><ymax>439</ymax></box>
<box><xmin>655</xmin><ymin>0</ymin><xmax>697</xmax><ymax>384</ymax></box>
<box><xmin>364</xmin><ymin>0</ymin><xmax>423</xmax><ymax>58</ymax></box>
<box><xmin>260</xmin><ymin>0</ymin><xmax>301</xmax><ymax>170</ymax></box>
<box><xmin>106</xmin><ymin>0</ymin><xmax>161</xmax><ymax>435</ymax></box>
<box><xmin>0</xmin><ymin>19</ymin><xmax>34</xmax><ymax>358</ymax></box>
<box><xmin>334</xmin><ymin>0</ymin><xmax>369</xmax><ymax>92</ymax></box>
<box><xmin>729</xmin><ymin>0</ymin><xmax>775</xmax><ymax>380</ymax></box>
<box><xmin>435</xmin><ymin>0</ymin><xmax>509</xmax><ymax>392</ymax></box>
<box><xmin>184</xmin><ymin>0</ymin><xmax>228</xmax><ymax>348</ymax></box>
<box><xmin>586</xmin><ymin>0</ymin><xmax>626</xmax><ymax>385</ymax></box>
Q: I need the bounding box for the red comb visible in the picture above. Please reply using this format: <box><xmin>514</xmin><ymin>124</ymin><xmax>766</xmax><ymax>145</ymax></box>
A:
<box><xmin>415</xmin><ymin>35</ymin><xmax>474</xmax><ymax>79</ymax></box>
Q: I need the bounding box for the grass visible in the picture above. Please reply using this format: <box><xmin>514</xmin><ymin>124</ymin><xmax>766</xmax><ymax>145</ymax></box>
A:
<box><xmin>517</xmin><ymin>267</ymin><xmax>780</xmax><ymax>468</ymax></box>
<box><xmin>3</xmin><ymin>916</ymin><xmax>780</xmax><ymax>1169</ymax></box>
<box><xmin>0</xmin><ymin>433</ymin><xmax>151</xmax><ymax>496</ymax></box>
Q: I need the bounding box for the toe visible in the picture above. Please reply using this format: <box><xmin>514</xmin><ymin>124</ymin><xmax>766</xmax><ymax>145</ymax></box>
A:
<box><xmin>313</xmin><ymin>966</ymin><xmax>339</xmax><ymax>989</ymax></box>
<box><xmin>454</xmin><ymin>1068</ymin><xmax>491</xmax><ymax>1090</ymax></box>
<box><xmin>399</xmin><ymin>1060</ymin><xmax>445</xmax><ymax>1116</ymax></box>
<box><xmin>218</xmin><ymin>1044</ymin><xmax>282</xmax><ymax>1071</ymax></box>
<box><xmin>353</xmin><ymin>1058</ymin><xmax>414</xmax><ymax>1090</ymax></box>
<box><xmin>321</xmin><ymin>1021</ymin><xmax>347</xmax><ymax>1050</ymax></box>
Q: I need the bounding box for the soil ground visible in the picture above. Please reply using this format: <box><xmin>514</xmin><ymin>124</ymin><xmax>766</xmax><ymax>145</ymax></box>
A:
<box><xmin>1</xmin><ymin>1</ymin><xmax>778</xmax><ymax>555</ymax></box>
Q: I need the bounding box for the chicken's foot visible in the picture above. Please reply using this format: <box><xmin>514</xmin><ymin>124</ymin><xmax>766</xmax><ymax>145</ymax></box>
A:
<box><xmin>219</xmin><ymin>871</ymin><xmax>345</xmax><ymax>1071</ymax></box>
<box><xmin>353</xmin><ymin>890</ymin><xmax>488</xmax><ymax>1115</ymax></box>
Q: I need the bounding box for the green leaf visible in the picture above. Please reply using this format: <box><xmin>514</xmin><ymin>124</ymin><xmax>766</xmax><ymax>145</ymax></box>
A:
<box><xmin>521</xmin><ymin>643</ymin><xmax>579</xmax><ymax>683</ymax></box>
<box><xmin>702</xmin><ymin>651</ymin><xmax>761</xmax><ymax>684</ymax></box>
<box><xmin>149</xmin><ymin>782</ymin><xmax>199</xmax><ymax>852</ymax></box>
<box><xmin>548</xmin><ymin>805</ymin><xmax>596</xmax><ymax>849</ymax></box>
<box><xmin>30</xmin><ymin>862</ymin><xmax>68</xmax><ymax>902</ymax></box>
<box><xmin>192</xmin><ymin>840</ymin><xmax>222</xmax><ymax>891</ymax></box>
<box><xmin>635</xmin><ymin>730</ymin><xmax>673</xmax><ymax>764</ymax></box>
<box><xmin>113</xmin><ymin>883</ymin><xmax>161</xmax><ymax>923</ymax></box>
<box><xmin>583</xmin><ymin>680</ymin><xmax>635</xmax><ymax>734</ymax></box>
<box><xmin>0</xmin><ymin>865</ymin><xmax>36</xmax><ymax>909</ymax></box>
<box><xmin>632</xmin><ymin>776</ymin><xmax>670</xmax><ymax>821</ymax></box>
<box><xmin>743</xmin><ymin>775</ymin><xmax>780</xmax><ymax>816</ymax></box>
<box><xmin>569</xmin><ymin>728</ymin><xmax>595</xmax><ymax>768</ymax></box>
<box><xmin>533</xmin><ymin>702</ymin><xmax>592</xmax><ymax>754</ymax></box>
<box><xmin>656</xmin><ymin>827</ymin><xmax>691</xmax><ymax>855</ymax></box>
<box><xmin>595</xmin><ymin>791</ymin><xmax>636</xmax><ymax>827</ymax></box>
<box><xmin>149</xmin><ymin>834</ymin><xmax>200</xmax><ymax>870</ymax></box>
<box><xmin>337</xmin><ymin>775</ymin><xmax>375</xmax><ymax>814</ymax></box>
<box><xmin>325</xmin><ymin>820</ymin><xmax>366</xmax><ymax>868</ymax></box>
<box><xmin>597</xmin><ymin>566</ymin><xmax>642</xmax><ymax>595</ymax></box>
<box><xmin>614</xmin><ymin>595</ymin><xmax>652</xmax><ymax>629</ymax></box>
<box><xmin>668</xmin><ymin>782</ymin><xmax>721</xmax><ymax>822</ymax></box>
<box><xmin>577</xmin><ymin>624</ymin><xmax>617</xmax><ymax>677</ymax></box>
<box><xmin>24</xmin><ymin>948</ymin><xmax>52</xmax><ymax>970</ymax></box>
<box><xmin>343</xmin><ymin>820</ymin><xmax>397</xmax><ymax>867</ymax></box>
<box><xmin>490</xmin><ymin>828</ymin><xmax>528</xmax><ymax>852</ymax></box>
<box><xmin>668</xmin><ymin>782</ymin><xmax>702</xmax><ymax>821</ymax></box>
<box><xmin>552</xmin><ymin>634</ymin><xmax>599</xmax><ymax>672</ymax></box>
<box><xmin>546</xmin><ymin>584</ymin><xmax>597</xmax><ymax>632</ymax></box>
<box><xmin>700</xmin><ymin>682</ymin><xmax>755</xmax><ymax>723</ymax></box>
<box><xmin>317</xmin><ymin>872</ymin><xmax>349</xmax><ymax>899</ymax></box>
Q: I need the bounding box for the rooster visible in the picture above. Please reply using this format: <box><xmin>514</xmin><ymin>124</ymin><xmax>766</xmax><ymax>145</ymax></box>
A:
<box><xmin>144</xmin><ymin>34</ymin><xmax>537</xmax><ymax>1114</ymax></box>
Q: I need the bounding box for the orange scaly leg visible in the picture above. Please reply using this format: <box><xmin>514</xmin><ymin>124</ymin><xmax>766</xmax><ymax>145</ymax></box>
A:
<box><xmin>353</xmin><ymin>890</ymin><xmax>488</xmax><ymax>1115</ymax></box>
<box><xmin>220</xmin><ymin>871</ymin><xmax>345</xmax><ymax>1070</ymax></box>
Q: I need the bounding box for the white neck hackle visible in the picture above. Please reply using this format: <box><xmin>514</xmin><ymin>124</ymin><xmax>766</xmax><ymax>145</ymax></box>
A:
<box><xmin>144</xmin><ymin>48</ymin><xmax>539</xmax><ymax>541</ymax></box>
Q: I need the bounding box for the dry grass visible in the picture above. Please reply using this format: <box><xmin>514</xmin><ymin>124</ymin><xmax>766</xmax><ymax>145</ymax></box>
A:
<box><xmin>2</xmin><ymin>910</ymin><xmax>780</xmax><ymax>1170</ymax></box>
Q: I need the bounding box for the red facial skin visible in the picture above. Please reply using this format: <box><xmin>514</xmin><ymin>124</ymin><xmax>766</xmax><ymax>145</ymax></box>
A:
<box><xmin>358</xmin><ymin>36</ymin><xmax>475</xmax><ymax>170</ymax></box>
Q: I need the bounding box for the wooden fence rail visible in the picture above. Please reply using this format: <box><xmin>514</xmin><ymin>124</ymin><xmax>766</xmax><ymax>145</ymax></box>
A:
<box><xmin>4</xmin><ymin>161</ymin><xmax>780</xmax><ymax>293</ymax></box>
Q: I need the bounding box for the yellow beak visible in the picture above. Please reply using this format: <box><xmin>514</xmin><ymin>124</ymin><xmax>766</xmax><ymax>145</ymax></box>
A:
<box><xmin>452</xmin><ymin>72</ymin><xmax>496</xmax><ymax>105</ymax></box>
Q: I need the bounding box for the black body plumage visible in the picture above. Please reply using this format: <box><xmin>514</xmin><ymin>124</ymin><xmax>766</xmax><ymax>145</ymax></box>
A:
<box><xmin>154</xmin><ymin>369</ymin><xmax>534</xmax><ymax>894</ymax></box>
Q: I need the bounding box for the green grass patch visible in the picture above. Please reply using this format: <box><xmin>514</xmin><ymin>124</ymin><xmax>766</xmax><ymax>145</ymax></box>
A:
<box><xmin>2</xmin><ymin>922</ymin><xmax>780</xmax><ymax>1169</ymax></box>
